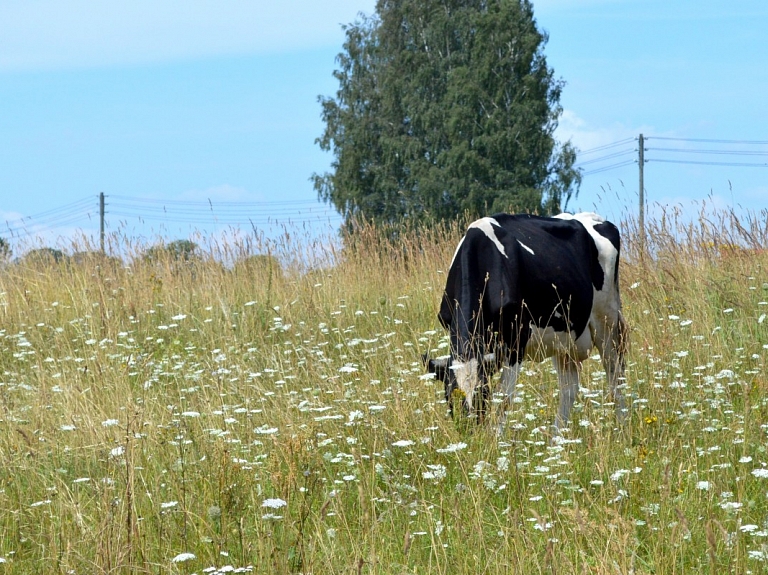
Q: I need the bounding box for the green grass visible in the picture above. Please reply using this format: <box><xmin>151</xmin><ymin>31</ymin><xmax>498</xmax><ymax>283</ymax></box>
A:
<box><xmin>1</xmin><ymin>209</ymin><xmax>767</xmax><ymax>574</ymax></box>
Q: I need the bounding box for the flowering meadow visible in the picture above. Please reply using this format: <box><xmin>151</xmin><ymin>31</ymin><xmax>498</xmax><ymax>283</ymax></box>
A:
<box><xmin>1</xmin><ymin>210</ymin><xmax>767</xmax><ymax>574</ymax></box>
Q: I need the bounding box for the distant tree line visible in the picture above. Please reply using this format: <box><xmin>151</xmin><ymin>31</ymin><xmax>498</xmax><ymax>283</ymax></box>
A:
<box><xmin>0</xmin><ymin>238</ymin><xmax>282</xmax><ymax>277</ymax></box>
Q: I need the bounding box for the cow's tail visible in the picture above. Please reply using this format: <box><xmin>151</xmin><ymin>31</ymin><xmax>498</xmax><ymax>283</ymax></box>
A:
<box><xmin>615</xmin><ymin>310</ymin><xmax>629</xmax><ymax>361</ymax></box>
<box><xmin>609</xmin><ymin>309</ymin><xmax>629</xmax><ymax>422</ymax></box>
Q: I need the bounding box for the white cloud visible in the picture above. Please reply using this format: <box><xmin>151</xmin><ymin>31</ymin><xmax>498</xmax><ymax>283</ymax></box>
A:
<box><xmin>1</xmin><ymin>210</ymin><xmax>25</xmax><ymax>225</ymax></box>
<box><xmin>556</xmin><ymin>109</ymin><xmax>640</xmax><ymax>153</ymax></box>
<box><xmin>0</xmin><ymin>0</ymin><xmax>376</xmax><ymax>72</ymax></box>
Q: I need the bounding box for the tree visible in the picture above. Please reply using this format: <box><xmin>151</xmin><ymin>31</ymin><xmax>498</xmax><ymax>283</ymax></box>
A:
<box><xmin>314</xmin><ymin>0</ymin><xmax>581</xmax><ymax>228</ymax></box>
<box><xmin>21</xmin><ymin>247</ymin><xmax>67</xmax><ymax>265</ymax></box>
<box><xmin>143</xmin><ymin>240</ymin><xmax>199</xmax><ymax>263</ymax></box>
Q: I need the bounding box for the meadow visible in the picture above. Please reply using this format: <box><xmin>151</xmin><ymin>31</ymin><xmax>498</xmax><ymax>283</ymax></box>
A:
<box><xmin>1</xmin><ymin>207</ymin><xmax>767</xmax><ymax>574</ymax></box>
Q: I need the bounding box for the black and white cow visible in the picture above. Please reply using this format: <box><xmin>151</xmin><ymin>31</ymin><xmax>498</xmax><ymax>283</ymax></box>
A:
<box><xmin>427</xmin><ymin>212</ymin><xmax>628</xmax><ymax>434</ymax></box>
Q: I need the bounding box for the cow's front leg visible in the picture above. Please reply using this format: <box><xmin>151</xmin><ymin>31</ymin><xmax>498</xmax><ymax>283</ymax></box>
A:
<box><xmin>553</xmin><ymin>354</ymin><xmax>580</xmax><ymax>435</ymax></box>
<box><xmin>496</xmin><ymin>362</ymin><xmax>521</xmax><ymax>435</ymax></box>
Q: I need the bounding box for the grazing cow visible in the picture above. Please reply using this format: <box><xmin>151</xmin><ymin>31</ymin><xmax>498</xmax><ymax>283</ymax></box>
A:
<box><xmin>426</xmin><ymin>212</ymin><xmax>628</xmax><ymax>434</ymax></box>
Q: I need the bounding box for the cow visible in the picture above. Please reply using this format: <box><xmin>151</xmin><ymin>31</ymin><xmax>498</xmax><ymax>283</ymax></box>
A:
<box><xmin>426</xmin><ymin>212</ymin><xmax>628</xmax><ymax>435</ymax></box>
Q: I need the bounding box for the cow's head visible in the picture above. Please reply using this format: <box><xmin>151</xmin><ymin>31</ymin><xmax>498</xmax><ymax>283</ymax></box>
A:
<box><xmin>424</xmin><ymin>353</ymin><xmax>495</xmax><ymax>421</ymax></box>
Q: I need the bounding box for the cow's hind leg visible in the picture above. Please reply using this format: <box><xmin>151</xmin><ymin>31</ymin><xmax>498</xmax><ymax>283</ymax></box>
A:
<box><xmin>553</xmin><ymin>354</ymin><xmax>580</xmax><ymax>435</ymax></box>
<box><xmin>592</xmin><ymin>312</ymin><xmax>628</xmax><ymax>424</ymax></box>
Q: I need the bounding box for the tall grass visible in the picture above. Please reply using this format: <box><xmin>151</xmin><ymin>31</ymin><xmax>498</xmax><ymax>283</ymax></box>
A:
<box><xmin>0</xmin><ymin>207</ymin><xmax>767</xmax><ymax>574</ymax></box>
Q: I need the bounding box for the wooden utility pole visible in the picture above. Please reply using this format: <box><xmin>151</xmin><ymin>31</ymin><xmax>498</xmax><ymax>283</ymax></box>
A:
<box><xmin>99</xmin><ymin>192</ymin><xmax>105</xmax><ymax>254</ymax></box>
<box><xmin>638</xmin><ymin>134</ymin><xmax>645</xmax><ymax>253</ymax></box>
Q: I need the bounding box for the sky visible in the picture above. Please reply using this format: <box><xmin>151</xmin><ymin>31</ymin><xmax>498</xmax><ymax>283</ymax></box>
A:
<box><xmin>1</xmin><ymin>0</ymin><xmax>767</xmax><ymax>255</ymax></box>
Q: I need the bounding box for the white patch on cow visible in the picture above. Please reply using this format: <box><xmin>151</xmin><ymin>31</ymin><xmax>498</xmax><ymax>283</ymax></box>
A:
<box><xmin>450</xmin><ymin>358</ymin><xmax>480</xmax><ymax>409</ymax></box>
<box><xmin>553</xmin><ymin>211</ymin><xmax>604</xmax><ymax>225</ymax></box>
<box><xmin>556</xmin><ymin>212</ymin><xmax>617</xmax><ymax>290</ymax></box>
<box><xmin>449</xmin><ymin>235</ymin><xmax>466</xmax><ymax>267</ymax></box>
<box><xmin>468</xmin><ymin>217</ymin><xmax>507</xmax><ymax>258</ymax></box>
<box><xmin>517</xmin><ymin>239</ymin><xmax>535</xmax><ymax>255</ymax></box>
<box><xmin>555</xmin><ymin>212</ymin><xmax>621</xmax><ymax>326</ymax></box>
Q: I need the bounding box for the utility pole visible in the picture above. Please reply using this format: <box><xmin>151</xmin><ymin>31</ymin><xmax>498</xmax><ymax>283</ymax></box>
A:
<box><xmin>99</xmin><ymin>192</ymin><xmax>105</xmax><ymax>254</ymax></box>
<box><xmin>638</xmin><ymin>134</ymin><xmax>645</xmax><ymax>254</ymax></box>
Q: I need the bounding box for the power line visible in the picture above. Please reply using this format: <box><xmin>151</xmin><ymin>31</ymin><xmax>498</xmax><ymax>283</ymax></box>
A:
<box><xmin>109</xmin><ymin>214</ymin><xmax>339</xmax><ymax>227</ymax></box>
<box><xmin>646</xmin><ymin>147</ymin><xmax>768</xmax><ymax>156</ymax></box>
<box><xmin>575</xmin><ymin>148</ymin><xmax>636</xmax><ymax>167</ymax></box>
<box><xmin>647</xmin><ymin>158</ymin><xmax>768</xmax><ymax>168</ymax></box>
<box><xmin>582</xmin><ymin>159</ymin><xmax>636</xmax><ymax>176</ymax></box>
<box><xmin>107</xmin><ymin>202</ymin><xmax>332</xmax><ymax>218</ymax></box>
<box><xmin>578</xmin><ymin>137</ymin><xmax>636</xmax><ymax>155</ymax></box>
<box><xmin>2</xmin><ymin>197</ymin><xmax>93</xmax><ymax>226</ymax></box>
<box><xmin>647</xmin><ymin>136</ymin><xmax>768</xmax><ymax>145</ymax></box>
<box><xmin>581</xmin><ymin>135</ymin><xmax>768</xmax><ymax>179</ymax></box>
<box><xmin>3</xmin><ymin>199</ymin><xmax>96</xmax><ymax>237</ymax></box>
<box><xmin>108</xmin><ymin>194</ymin><xmax>323</xmax><ymax>208</ymax></box>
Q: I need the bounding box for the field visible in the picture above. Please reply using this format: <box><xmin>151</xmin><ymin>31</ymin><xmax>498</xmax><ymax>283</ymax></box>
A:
<box><xmin>1</xmin><ymin>209</ymin><xmax>768</xmax><ymax>574</ymax></box>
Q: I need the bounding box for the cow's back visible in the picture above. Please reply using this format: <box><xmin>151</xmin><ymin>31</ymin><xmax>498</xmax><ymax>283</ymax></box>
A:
<box><xmin>439</xmin><ymin>214</ymin><xmax>600</xmax><ymax>356</ymax></box>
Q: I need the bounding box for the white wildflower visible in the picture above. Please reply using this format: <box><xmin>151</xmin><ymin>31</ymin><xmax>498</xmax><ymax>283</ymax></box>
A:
<box><xmin>610</xmin><ymin>469</ymin><xmax>630</xmax><ymax>482</ymax></box>
<box><xmin>171</xmin><ymin>552</ymin><xmax>196</xmax><ymax>563</ymax></box>
<box><xmin>348</xmin><ymin>410</ymin><xmax>364</xmax><ymax>422</ymax></box>
<box><xmin>423</xmin><ymin>464</ymin><xmax>447</xmax><ymax>481</ymax></box>
<box><xmin>749</xmin><ymin>550</ymin><xmax>768</xmax><ymax>561</ymax></box>
<box><xmin>392</xmin><ymin>440</ymin><xmax>414</xmax><ymax>448</ymax></box>
<box><xmin>436</xmin><ymin>442</ymin><xmax>467</xmax><ymax>453</ymax></box>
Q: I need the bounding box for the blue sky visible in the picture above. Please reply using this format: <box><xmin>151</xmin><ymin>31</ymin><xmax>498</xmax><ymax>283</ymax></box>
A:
<box><xmin>1</xmin><ymin>0</ymin><xmax>767</xmax><ymax>253</ymax></box>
